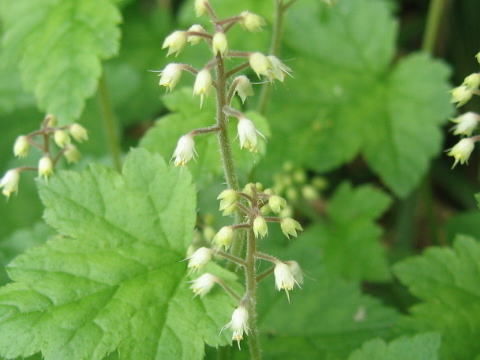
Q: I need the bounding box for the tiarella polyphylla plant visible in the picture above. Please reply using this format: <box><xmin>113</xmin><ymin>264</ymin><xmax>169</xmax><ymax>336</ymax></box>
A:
<box><xmin>157</xmin><ymin>1</ymin><xmax>302</xmax><ymax>357</ymax></box>
<box><xmin>0</xmin><ymin>114</ymin><xmax>87</xmax><ymax>199</ymax></box>
<box><xmin>447</xmin><ymin>51</ymin><xmax>480</xmax><ymax>168</ymax></box>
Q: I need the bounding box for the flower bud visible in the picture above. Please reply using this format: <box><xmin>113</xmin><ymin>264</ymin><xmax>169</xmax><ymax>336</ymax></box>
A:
<box><xmin>194</xmin><ymin>0</ymin><xmax>208</xmax><ymax>17</ymax></box>
<box><xmin>450</xmin><ymin>112</ymin><xmax>480</xmax><ymax>136</ymax></box>
<box><xmin>0</xmin><ymin>169</ymin><xmax>20</xmax><ymax>198</ymax></box>
<box><xmin>293</xmin><ymin>169</ymin><xmax>307</xmax><ymax>184</ymax></box>
<box><xmin>38</xmin><ymin>156</ymin><xmax>54</xmax><ymax>180</ymax></box>
<box><xmin>212</xmin><ymin>226</ymin><xmax>234</xmax><ymax>250</ymax></box>
<box><xmin>159</xmin><ymin>63</ymin><xmax>183</xmax><ymax>91</ymax></box>
<box><xmin>13</xmin><ymin>136</ymin><xmax>29</xmax><ymax>158</ymax></box>
<box><xmin>450</xmin><ymin>85</ymin><xmax>474</xmax><ymax>107</ymax></box>
<box><xmin>193</xmin><ymin>69</ymin><xmax>213</xmax><ymax>107</ymax></box>
<box><xmin>187</xmin><ymin>247</ymin><xmax>213</xmax><ymax>272</ymax></box>
<box><xmin>238</xmin><ymin>117</ymin><xmax>259</xmax><ymax>152</ymax></box>
<box><xmin>190</xmin><ymin>273</ymin><xmax>217</xmax><ymax>297</ymax></box>
<box><xmin>222</xmin><ymin>203</ymin><xmax>237</xmax><ymax>216</ymax></box>
<box><xmin>253</xmin><ymin>216</ymin><xmax>268</xmax><ymax>238</ymax></box>
<box><xmin>187</xmin><ymin>24</ymin><xmax>206</xmax><ymax>45</ymax></box>
<box><xmin>54</xmin><ymin>130</ymin><xmax>71</xmax><ymax>148</ymax></box>
<box><xmin>172</xmin><ymin>134</ymin><xmax>196</xmax><ymax>166</ymax></box>
<box><xmin>222</xmin><ymin>305</ymin><xmax>249</xmax><ymax>349</ymax></box>
<box><xmin>203</xmin><ymin>226</ymin><xmax>216</xmax><ymax>242</ymax></box>
<box><xmin>285</xmin><ymin>187</ymin><xmax>298</xmax><ymax>202</ymax></box>
<box><xmin>280</xmin><ymin>206</ymin><xmax>293</xmax><ymax>218</ymax></box>
<box><xmin>162</xmin><ymin>31</ymin><xmax>187</xmax><ymax>57</ymax></box>
<box><xmin>268</xmin><ymin>195</ymin><xmax>287</xmax><ymax>214</ymax></box>
<box><xmin>239</xmin><ymin>11</ymin><xmax>266</xmax><ymax>32</ymax></box>
<box><xmin>280</xmin><ymin>218</ymin><xmax>303</xmax><ymax>239</ymax></box>
<box><xmin>45</xmin><ymin>114</ymin><xmax>57</xmax><ymax>127</ymax></box>
<box><xmin>447</xmin><ymin>138</ymin><xmax>476</xmax><ymax>168</ymax></box>
<box><xmin>217</xmin><ymin>189</ymin><xmax>238</xmax><ymax>211</ymax></box>
<box><xmin>234</xmin><ymin>75</ymin><xmax>254</xmax><ymax>103</ymax></box>
<box><xmin>301</xmin><ymin>185</ymin><xmax>318</xmax><ymax>201</ymax></box>
<box><xmin>274</xmin><ymin>262</ymin><xmax>297</xmax><ymax>301</ymax></box>
<box><xmin>260</xmin><ymin>204</ymin><xmax>271</xmax><ymax>215</ymax></box>
<box><xmin>249</xmin><ymin>52</ymin><xmax>272</xmax><ymax>79</ymax></box>
<box><xmin>463</xmin><ymin>73</ymin><xmax>480</xmax><ymax>90</ymax></box>
<box><xmin>267</xmin><ymin>56</ymin><xmax>292</xmax><ymax>82</ymax></box>
<box><xmin>285</xmin><ymin>260</ymin><xmax>304</xmax><ymax>285</ymax></box>
<box><xmin>69</xmin><ymin>123</ymin><xmax>89</xmax><ymax>143</ymax></box>
<box><xmin>63</xmin><ymin>144</ymin><xmax>82</xmax><ymax>163</ymax></box>
<box><xmin>212</xmin><ymin>32</ymin><xmax>228</xmax><ymax>57</ymax></box>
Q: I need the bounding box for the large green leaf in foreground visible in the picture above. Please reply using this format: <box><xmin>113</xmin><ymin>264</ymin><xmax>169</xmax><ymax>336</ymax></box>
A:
<box><xmin>0</xmin><ymin>0</ymin><xmax>121</xmax><ymax>124</ymax></box>
<box><xmin>0</xmin><ymin>149</ymin><xmax>237</xmax><ymax>360</ymax></box>
<box><xmin>394</xmin><ymin>235</ymin><xmax>480</xmax><ymax>360</ymax></box>
<box><xmin>262</xmin><ymin>0</ymin><xmax>452</xmax><ymax>197</ymax></box>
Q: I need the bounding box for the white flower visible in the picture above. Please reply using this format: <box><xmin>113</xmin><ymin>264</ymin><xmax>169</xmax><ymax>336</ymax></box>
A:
<box><xmin>193</xmin><ymin>69</ymin><xmax>213</xmax><ymax>107</ymax></box>
<box><xmin>447</xmin><ymin>138</ymin><xmax>476</xmax><ymax>168</ymax></box>
<box><xmin>0</xmin><ymin>169</ymin><xmax>20</xmax><ymax>198</ymax></box>
<box><xmin>54</xmin><ymin>130</ymin><xmax>71</xmax><ymax>148</ymax></box>
<box><xmin>217</xmin><ymin>189</ymin><xmax>238</xmax><ymax>211</ymax></box>
<box><xmin>172</xmin><ymin>134</ymin><xmax>196</xmax><ymax>166</ymax></box>
<box><xmin>222</xmin><ymin>305</ymin><xmax>250</xmax><ymax>349</ymax></box>
<box><xmin>158</xmin><ymin>63</ymin><xmax>183</xmax><ymax>91</ymax></box>
<box><xmin>268</xmin><ymin>195</ymin><xmax>287</xmax><ymax>214</ymax></box>
<box><xmin>267</xmin><ymin>56</ymin><xmax>292</xmax><ymax>82</ymax></box>
<box><xmin>162</xmin><ymin>31</ymin><xmax>187</xmax><ymax>57</ymax></box>
<box><xmin>69</xmin><ymin>123</ymin><xmax>89</xmax><ymax>143</ymax></box>
<box><xmin>187</xmin><ymin>247</ymin><xmax>213</xmax><ymax>272</ymax></box>
<box><xmin>249</xmin><ymin>52</ymin><xmax>271</xmax><ymax>79</ymax></box>
<box><xmin>280</xmin><ymin>218</ymin><xmax>303</xmax><ymax>239</ymax></box>
<box><xmin>463</xmin><ymin>73</ymin><xmax>480</xmax><ymax>90</ymax></box>
<box><xmin>189</xmin><ymin>273</ymin><xmax>217</xmax><ymax>297</ymax></box>
<box><xmin>187</xmin><ymin>24</ymin><xmax>206</xmax><ymax>45</ymax></box>
<box><xmin>274</xmin><ymin>262</ymin><xmax>297</xmax><ymax>301</ymax></box>
<box><xmin>450</xmin><ymin>112</ymin><xmax>480</xmax><ymax>136</ymax></box>
<box><xmin>237</xmin><ymin>117</ymin><xmax>261</xmax><ymax>152</ymax></box>
<box><xmin>239</xmin><ymin>11</ymin><xmax>266</xmax><ymax>32</ymax></box>
<box><xmin>38</xmin><ymin>156</ymin><xmax>54</xmax><ymax>180</ymax></box>
<box><xmin>285</xmin><ymin>260</ymin><xmax>304</xmax><ymax>285</ymax></box>
<box><xmin>253</xmin><ymin>216</ymin><xmax>268</xmax><ymax>238</ymax></box>
<box><xmin>194</xmin><ymin>0</ymin><xmax>208</xmax><ymax>17</ymax></box>
<box><xmin>234</xmin><ymin>76</ymin><xmax>254</xmax><ymax>103</ymax></box>
<box><xmin>450</xmin><ymin>85</ymin><xmax>474</xmax><ymax>107</ymax></box>
<box><xmin>212</xmin><ymin>32</ymin><xmax>228</xmax><ymax>57</ymax></box>
<box><xmin>63</xmin><ymin>145</ymin><xmax>81</xmax><ymax>163</ymax></box>
<box><xmin>13</xmin><ymin>136</ymin><xmax>29</xmax><ymax>158</ymax></box>
<box><xmin>212</xmin><ymin>226</ymin><xmax>234</xmax><ymax>250</ymax></box>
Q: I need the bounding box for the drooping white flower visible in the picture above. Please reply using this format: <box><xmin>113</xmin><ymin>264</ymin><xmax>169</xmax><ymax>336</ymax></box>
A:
<box><xmin>69</xmin><ymin>123</ymin><xmax>89</xmax><ymax>143</ymax></box>
<box><xmin>0</xmin><ymin>169</ymin><xmax>20</xmax><ymax>198</ymax></box>
<box><xmin>285</xmin><ymin>260</ymin><xmax>304</xmax><ymax>285</ymax></box>
<box><xmin>187</xmin><ymin>24</ymin><xmax>206</xmax><ymax>45</ymax></box>
<box><xmin>233</xmin><ymin>76</ymin><xmax>254</xmax><ymax>103</ymax></box>
<box><xmin>172</xmin><ymin>134</ymin><xmax>196</xmax><ymax>166</ymax></box>
<box><xmin>212</xmin><ymin>32</ymin><xmax>228</xmax><ymax>57</ymax></box>
<box><xmin>280</xmin><ymin>218</ymin><xmax>303</xmax><ymax>239</ymax></box>
<box><xmin>450</xmin><ymin>85</ymin><xmax>474</xmax><ymax>107</ymax></box>
<box><xmin>447</xmin><ymin>138</ymin><xmax>476</xmax><ymax>168</ymax></box>
<box><xmin>249</xmin><ymin>52</ymin><xmax>271</xmax><ymax>79</ymax></box>
<box><xmin>239</xmin><ymin>11</ymin><xmax>266</xmax><ymax>32</ymax></box>
<box><xmin>253</xmin><ymin>216</ymin><xmax>268</xmax><ymax>238</ymax></box>
<box><xmin>38</xmin><ymin>156</ymin><xmax>54</xmax><ymax>181</ymax></box>
<box><xmin>268</xmin><ymin>195</ymin><xmax>287</xmax><ymax>214</ymax></box>
<box><xmin>194</xmin><ymin>0</ymin><xmax>208</xmax><ymax>17</ymax></box>
<box><xmin>267</xmin><ymin>55</ymin><xmax>292</xmax><ymax>82</ymax></box>
<box><xmin>463</xmin><ymin>73</ymin><xmax>480</xmax><ymax>90</ymax></box>
<box><xmin>450</xmin><ymin>112</ymin><xmax>480</xmax><ymax>136</ymax></box>
<box><xmin>274</xmin><ymin>262</ymin><xmax>297</xmax><ymax>301</ymax></box>
<box><xmin>193</xmin><ymin>69</ymin><xmax>213</xmax><ymax>107</ymax></box>
<box><xmin>162</xmin><ymin>31</ymin><xmax>187</xmax><ymax>57</ymax></box>
<box><xmin>158</xmin><ymin>63</ymin><xmax>183</xmax><ymax>91</ymax></box>
<box><xmin>212</xmin><ymin>226</ymin><xmax>234</xmax><ymax>250</ymax></box>
<box><xmin>222</xmin><ymin>305</ymin><xmax>250</xmax><ymax>349</ymax></box>
<box><xmin>217</xmin><ymin>189</ymin><xmax>238</xmax><ymax>211</ymax></box>
<box><xmin>237</xmin><ymin>117</ymin><xmax>261</xmax><ymax>152</ymax></box>
<box><xmin>189</xmin><ymin>273</ymin><xmax>217</xmax><ymax>297</ymax></box>
<box><xmin>13</xmin><ymin>136</ymin><xmax>29</xmax><ymax>158</ymax></box>
<box><xmin>54</xmin><ymin>130</ymin><xmax>71</xmax><ymax>148</ymax></box>
<box><xmin>187</xmin><ymin>247</ymin><xmax>213</xmax><ymax>272</ymax></box>
<box><xmin>63</xmin><ymin>145</ymin><xmax>81</xmax><ymax>163</ymax></box>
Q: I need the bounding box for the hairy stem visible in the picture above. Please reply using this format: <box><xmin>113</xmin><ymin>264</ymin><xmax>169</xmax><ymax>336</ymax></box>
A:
<box><xmin>98</xmin><ymin>74</ymin><xmax>122</xmax><ymax>172</ymax></box>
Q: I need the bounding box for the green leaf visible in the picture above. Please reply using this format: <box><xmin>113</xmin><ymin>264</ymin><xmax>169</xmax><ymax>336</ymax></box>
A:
<box><xmin>140</xmin><ymin>87</ymin><xmax>270</xmax><ymax>188</ymax></box>
<box><xmin>394</xmin><ymin>235</ymin><xmax>480</xmax><ymax>360</ymax></box>
<box><xmin>347</xmin><ymin>333</ymin><xmax>441</xmax><ymax>360</ymax></box>
<box><xmin>261</xmin><ymin>0</ymin><xmax>453</xmax><ymax>197</ymax></box>
<box><xmin>0</xmin><ymin>0</ymin><xmax>121</xmax><ymax>124</ymax></box>
<box><xmin>0</xmin><ymin>149</ymin><xmax>239</xmax><ymax>360</ymax></box>
<box><xmin>302</xmin><ymin>183</ymin><xmax>392</xmax><ymax>282</ymax></box>
<box><xmin>0</xmin><ymin>223</ymin><xmax>51</xmax><ymax>286</ymax></box>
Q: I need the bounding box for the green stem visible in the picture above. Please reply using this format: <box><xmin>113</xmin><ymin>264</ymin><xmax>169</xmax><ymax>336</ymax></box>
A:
<box><xmin>258</xmin><ymin>0</ymin><xmax>285</xmax><ymax>114</ymax></box>
<box><xmin>422</xmin><ymin>0</ymin><xmax>448</xmax><ymax>53</ymax></box>
<box><xmin>98</xmin><ymin>74</ymin><xmax>122</xmax><ymax>172</ymax></box>
<box><xmin>245</xmin><ymin>228</ymin><xmax>262</xmax><ymax>360</ymax></box>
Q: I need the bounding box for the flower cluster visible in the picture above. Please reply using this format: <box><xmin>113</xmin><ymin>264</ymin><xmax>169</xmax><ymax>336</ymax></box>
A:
<box><xmin>447</xmin><ymin>51</ymin><xmax>480</xmax><ymax>168</ymax></box>
<box><xmin>0</xmin><ymin>115</ymin><xmax>87</xmax><ymax>199</ymax></box>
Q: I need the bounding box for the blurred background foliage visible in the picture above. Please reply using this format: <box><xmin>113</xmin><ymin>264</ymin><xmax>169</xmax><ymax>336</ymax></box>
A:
<box><xmin>1</xmin><ymin>0</ymin><xmax>480</xmax><ymax>359</ymax></box>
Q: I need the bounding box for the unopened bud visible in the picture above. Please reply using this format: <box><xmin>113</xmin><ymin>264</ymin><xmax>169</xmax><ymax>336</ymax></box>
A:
<box><xmin>13</xmin><ymin>136</ymin><xmax>29</xmax><ymax>158</ymax></box>
<box><xmin>450</xmin><ymin>85</ymin><xmax>474</xmax><ymax>107</ymax></box>
<box><xmin>239</xmin><ymin>11</ymin><xmax>266</xmax><ymax>32</ymax></box>
<box><xmin>45</xmin><ymin>114</ymin><xmax>57</xmax><ymax>127</ymax></box>
<box><xmin>187</xmin><ymin>24</ymin><xmax>206</xmax><ymax>45</ymax></box>
<box><xmin>162</xmin><ymin>31</ymin><xmax>187</xmax><ymax>57</ymax></box>
<box><xmin>212</xmin><ymin>226</ymin><xmax>234</xmax><ymax>250</ymax></box>
<box><xmin>64</xmin><ymin>144</ymin><xmax>82</xmax><ymax>163</ymax></box>
<box><xmin>463</xmin><ymin>73</ymin><xmax>480</xmax><ymax>90</ymax></box>
<box><xmin>217</xmin><ymin>189</ymin><xmax>238</xmax><ymax>211</ymax></box>
<box><xmin>212</xmin><ymin>32</ymin><xmax>228</xmax><ymax>57</ymax></box>
<box><xmin>194</xmin><ymin>0</ymin><xmax>208</xmax><ymax>17</ymax></box>
<box><xmin>69</xmin><ymin>124</ymin><xmax>88</xmax><ymax>143</ymax></box>
<box><xmin>54</xmin><ymin>130</ymin><xmax>71</xmax><ymax>148</ymax></box>
<box><xmin>280</xmin><ymin>218</ymin><xmax>303</xmax><ymax>239</ymax></box>
<box><xmin>301</xmin><ymin>185</ymin><xmax>318</xmax><ymax>201</ymax></box>
<box><xmin>253</xmin><ymin>216</ymin><xmax>268</xmax><ymax>238</ymax></box>
<box><xmin>447</xmin><ymin>138</ymin><xmax>476</xmax><ymax>168</ymax></box>
<box><xmin>159</xmin><ymin>63</ymin><xmax>183</xmax><ymax>91</ymax></box>
<box><xmin>268</xmin><ymin>195</ymin><xmax>287</xmax><ymax>214</ymax></box>
<box><xmin>38</xmin><ymin>156</ymin><xmax>54</xmax><ymax>180</ymax></box>
<box><xmin>193</xmin><ymin>69</ymin><xmax>213</xmax><ymax>107</ymax></box>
